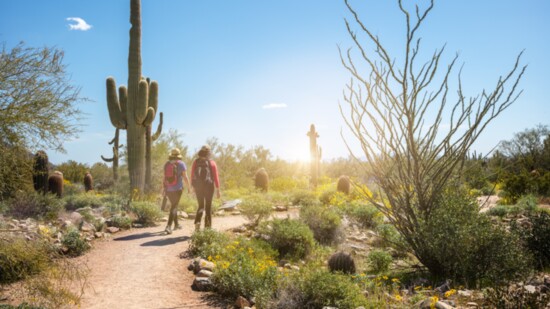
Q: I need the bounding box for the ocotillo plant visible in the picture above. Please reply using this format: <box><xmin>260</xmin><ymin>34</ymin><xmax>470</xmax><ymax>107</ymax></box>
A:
<box><xmin>101</xmin><ymin>128</ymin><xmax>124</xmax><ymax>181</ymax></box>
<box><xmin>145</xmin><ymin>108</ymin><xmax>163</xmax><ymax>192</ymax></box>
<box><xmin>307</xmin><ymin>124</ymin><xmax>321</xmax><ymax>188</ymax></box>
<box><xmin>32</xmin><ymin>150</ymin><xmax>49</xmax><ymax>194</ymax></box>
<box><xmin>106</xmin><ymin>0</ymin><xmax>159</xmax><ymax>191</ymax></box>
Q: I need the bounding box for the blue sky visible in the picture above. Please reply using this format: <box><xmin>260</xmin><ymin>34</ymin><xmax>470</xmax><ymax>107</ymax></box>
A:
<box><xmin>1</xmin><ymin>1</ymin><xmax>549</xmax><ymax>165</ymax></box>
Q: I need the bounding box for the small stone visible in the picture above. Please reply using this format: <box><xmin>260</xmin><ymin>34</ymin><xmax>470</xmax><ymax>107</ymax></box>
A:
<box><xmin>106</xmin><ymin>226</ymin><xmax>120</xmax><ymax>234</ymax></box>
<box><xmin>94</xmin><ymin>232</ymin><xmax>104</xmax><ymax>238</ymax></box>
<box><xmin>524</xmin><ymin>285</ymin><xmax>536</xmax><ymax>293</ymax></box>
<box><xmin>191</xmin><ymin>277</ymin><xmax>212</xmax><ymax>291</ymax></box>
<box><xmin>458</xmin><ymin>289</ymin><xmax>472</xmax><ymax>298</ymax></box>
<box><xmin>231</xmin><ymin>210</ymin><xmax>241</xmax><ymax>216</ymax></box>
<box><xmin>81</xmin><ymin>222</ymin><xmax>95</xmax><ymax>232</ymax></box>
<box><xmin>274</xmin><ymin>205</ymin><xmax>288</xmax><ymax>211</ymax></box>
<box><xmin>214</xmin><ymin>210</ymin><xmax>225</xmax><ymax>216</ymax></box>
<box><xmin>235</xmin><ymin>296</ymin><xmax>250</xmax><ymax>308</ymax></box>
<box><xmin>178</xmin><ymin>211</ymin><xmax>189</xmax><ymax>219</ymax></box>
<box><xmin>290</xmin><ymin>265</ymin><xmax>300</xmax><ymax>271</ymax></box>
<box><xmin>466</xmin><ymin>302</ymin><xmax>478</xmax><ymax>308</ymax></box>
<box><xmin>199</xmin><ymin>259</ymin><xmax>215</xmax><ymax>271</ymax></box>
<box><xmin>197</xmin><ymin>270</ymin><xmax>213</xmax><ymax>278</ymax></box>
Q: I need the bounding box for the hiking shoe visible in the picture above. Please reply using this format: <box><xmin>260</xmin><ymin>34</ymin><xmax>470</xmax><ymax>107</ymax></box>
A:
<box><xmin>165</xmin><ymin>226</ymin><xmax>172</xmax><ymax>234</ymax></box>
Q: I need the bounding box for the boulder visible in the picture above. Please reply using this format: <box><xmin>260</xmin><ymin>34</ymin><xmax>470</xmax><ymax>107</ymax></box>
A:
<box><xmin>235</xmin><ymin>296</ymin><xmax>250</xmax><ymax>308</ymax></box>
<box><xmin>219</xmin><ymin>199</ymin><xmax>241</xmax><ymax>210</ymax></box>
<box><xmin>191</xmin><ymin>277</ymin><xmax>212</xmax><ymax>292</ymax></box>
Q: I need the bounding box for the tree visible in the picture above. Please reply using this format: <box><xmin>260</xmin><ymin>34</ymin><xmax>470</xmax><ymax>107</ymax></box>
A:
<box><xmin>340</xmin><ymin>0</ymin><xmax>526</xmax><ymax>280</ymax></box>
<box><xmin>498</xmin><ymin>124</ymin><xmax>549</xmax><ymax>172</ymax></box>
<box><xmin>0</xmin><ymin>42</ymin><xmax>84</xmax><ymax>150</ymax></box>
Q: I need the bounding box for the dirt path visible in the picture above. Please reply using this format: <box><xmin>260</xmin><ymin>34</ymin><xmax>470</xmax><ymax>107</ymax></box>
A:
<box><xmin>77</xmin><ymin>215</ymin><xmax>246</xmax><ymax>309</ymax></box>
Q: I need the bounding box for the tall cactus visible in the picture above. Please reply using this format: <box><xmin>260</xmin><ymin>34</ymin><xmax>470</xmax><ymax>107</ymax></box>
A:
<box><xmin>145</xmin><ymin>106</ymin><xmax>163</xmax><ymax>192</ymax></box>
<box><xmin>101</xmin><ymin>128</ymin><xmax>124</xmax><ymax>181</ymax></box>
<box><xmin>307</xmin><ymin>124</ymin><xmax>321</xmax><ymax>188</ymax></box>
<box><xmin>106</xmin><ymin>0</ymin><xmax>159</xmax><ymax>191</ymax></box>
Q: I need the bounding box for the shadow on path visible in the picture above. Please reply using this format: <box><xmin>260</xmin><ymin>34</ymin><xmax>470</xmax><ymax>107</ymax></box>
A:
<box><xmin>141</xmin><ymin>236</ymin><xmax>190</xmax><ymax>247</ymax></box>
<box><xmin>114</xmin><ymin>231</ymin><xmax>164</xmax><ymax>241</ymax></box>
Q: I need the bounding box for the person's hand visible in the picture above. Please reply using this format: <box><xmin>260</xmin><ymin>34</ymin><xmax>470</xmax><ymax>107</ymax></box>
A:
<box><xmin>216</xmin><ymin>189</ymin><xmax>221</xmax><ymax>199</ymax></box>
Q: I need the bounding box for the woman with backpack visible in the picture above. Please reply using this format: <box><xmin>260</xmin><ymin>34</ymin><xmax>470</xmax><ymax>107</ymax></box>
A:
<box><xmin>190</xmin><ymin>145</ymin><xmax>221</xmax><ymax>231</ymax></box>
<box><xmin>163</xmin><ymin>148</ymin><xmax>190</xmax><ymax>234</ymax></box>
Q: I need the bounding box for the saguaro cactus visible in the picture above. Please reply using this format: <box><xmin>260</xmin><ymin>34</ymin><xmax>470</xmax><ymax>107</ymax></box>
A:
<box><xmin>307</xmin><ymin>124</ymin><xmax>321</xmax><ymax>188</ymax></box>
<box><xmin>106</xmin><ymin>0</ymin><xmax>159</xmax><ymax>191</ymax></box>
<box><xmin>32</xmin><ymin>150</ymin><xmax>49</xmax><ymax>194</ymax></box>
<box><xmin>101</xmin><ymin>128</ymin><xmax>123</xmax><ymax>181</ymax></box>
<box><xmin>145</xmin><ymin>107</ymin><xmax>163</xmax><ymax>192</ymax></box>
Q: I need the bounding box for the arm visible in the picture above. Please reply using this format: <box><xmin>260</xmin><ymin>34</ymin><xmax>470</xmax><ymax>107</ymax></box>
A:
<box><xmin>210</xmin><ymin>160</ymin><xmax>221</xmax><ymax>198</ymax></box>
<box><xmin>182</xmin><ymin>172</ymin><xmax>191</xmax><ymax>194</ymax></box>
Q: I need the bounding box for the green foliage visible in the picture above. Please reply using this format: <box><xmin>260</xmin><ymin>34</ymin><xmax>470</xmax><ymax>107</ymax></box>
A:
<box><xmin>189</xmin><ymin>229</ymin><xmax>230</xmax><ymax>258</ymax></box>
<box><xmin>89</xmin><ymin>162</ymin><xmax>114</xmax><ymax>191</ymax></box>
<box><xmin>345</xmin><ymin>201</ymin><xmax>383</xmax><ymax>229</ymax></box>
<box><xmin>0</xmin><ymin>145</ymin><xmax>33</xmax><ymax>200</ymax></box>
<box><xmin>108</xmin><ymin>214</ymin><xmax>133</xmax><ymax>229</ymax></box>
<box><xmin>210</xmin><ymin>238</ymin><xmax>278</xmax><ymax>308</ymax></box>
<box><xmin>290</xmin><ymin>190</ymin><xmax>319</xmax><ymax>207</ymax></box>
<box><xmin>513</xmin><ymin>210</ymin><xmax>550</xmax><ymax>270</ymax></box>
<box><xmin>367</xmin><ymin>250</ymin><xmax>393</xmax><ymax>274</ymax></box>
<box><xmin>319</xmin><ymin>188</ymin><xmax>337</xmax><ymax>205</ymax></box>
<box><xmin>375</xmin><ymin>223</ymin><xmax>406</xmax><ymax>250</ymax></box>
<box><xmin>61</xmin><ymin>228</ymin><xmax>90</xmax><ymax>257</ymax></box>
<box><xmin>485</xmin><ymin>285</ymin><xmax>550</xmax><ymax>309</ymax></box>
<box><xmin>258</xmin><ymin>218</ymin><xmax>315</xmax><ymax>260</ymax></box>
<box><xmin>416</xmin><ymin>189</ymin><xmax>531</xmax><ymax>287</ymax></box>
<box><xmin>516</xmin><ymin>194</ymin><xmax>538</xmax><ymax>212</ymax></box>
<box><xmin>0</xmin><ymin>237</ymin><xmax>52</xmax><ymax>284</ymax></box>
<box><xmin>7</xmin><ymin>191</ymin><xmax>64</xmax><ymax>220</ymax></box>
<box><xmin>0</xmin><ymin>304</ymin><xmax>45</xmax><ymax>309</ymax></box>
<box><xmin>270</xmin><ymin>176</ymin><xmax>308</xmax><ymax>192</ymax></box>
<box><xmin>177</xmin><ymin>193</ymin><xmax>198</xmax><ymax>212</ymax></box>
<box><xmin>130</xmin><ymin>201</ymin><xmax>162</xmax><ymax>226</ymax></box>
<box><xmin>239</xmin><ymin>193</ymin><xmax>273</xmax><ymax>226</ymax></box>
<box><xmin>274</xmin><ymin>269</ymin><xmax>366</xmax><ymax>309</ymax></box>
<box><xmin>300</xmin><ymin>204</ymin><xmax>343</xmax><ymax>245</ymax></box>
<box><xmin>63</xmin><ymin>193</ymin><xmax>103</xmax><ymax>211</ymax></box>
<box><xmin>56</xmin><ymin>160</ymin><xmax>88</xmax><ymax>184</ymax></box>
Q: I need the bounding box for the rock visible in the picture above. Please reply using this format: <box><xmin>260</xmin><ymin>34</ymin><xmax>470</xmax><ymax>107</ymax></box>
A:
<box><xmin>199</xmin><ymin>259</ymin><xmax>215</xmax><ymax>271</ymax></box>
<box><xmin>232</xmin><ymin>225</ymin><xmax>247</xmax><ymax>233</ymax></box>
<box><xmin>191</xmin><ymin>277</ymin><xmax>212</xmax><ymax>292</ymax></box>
<box><xmin>214</xmin><ymin>210</ymin><xmax>225</xmax><ymax>216</ymax></box>
<box><xmin>106</xmin><ymin>226</ymin><xmax>120</xmax><ymax>234</ymax></box>
<box><xmin>524</xmin><ymin>285</ymin><xmax>536</xmax><ymax>293</ymax></box>
<box><xmin>235</xmin><ymin>296</ymin><xmax>250</xmax><ymax>308</ymax></box>
<box><xmin>274</xmin><ymin>205</ymin><xmax>288</xmax><ymax>211</ymax></box>
<box><xmin>177</xmin><ymin>211</ymin><xmax>189</xmax><ymax>219</ymax></box>
<box><xmin>231</xmin><ymin>210</ymin><xmax>242</xmax><ymax>216</ymax></box>
<box><xmin>132</xmin><ymin>223</ymin><xmax>143</xmax><ymax>228</ymax></box>
<box><xmin>466</xmin><ymin>302</ymin><xmax>478</xmax><ymax>308</ymax></box>
<box><xmin>415</xmin><ymin>299</ymin><xmax>455</xmax><ymax>309</ymax></box>
<box><xmin>290</xmin><ymin>265</ymin><xmax>300</xmax><ymax>271</ymax></box>
<box><xmin>94</xmin><ymin>232</ymin><xmax>104</xmax><ymax>238</ymax></box>
<box><xmin>458</xmin><ymin>289</ymin><xmax>472</xmax><ymax>298</ymax></box>
<box><xmin>196</xmin><ymin>270</ymin><xmax>213</xmax><ymax>278</ymax></box>
<box><xmin>62</xmin><ymin>220</ymin><xmax>74</xmax><ymax>229</ymax></box>
<box><xmin>187</xmin><ymin>212</ymin><xmax>196</xmax><ymax>219</ymax></box>
<box><xmin>81</xmin><ymin>222</ymin><xmax>95</xmax><ymax>233</ymax></box>
<box><xmin>69</xmin><ymin>212</ymin><xmax>83</xmax><ymax>225</ymax></box>
<box><xmin>219</xmin><ymin>199</ymin><xmax>241</xmax><ymax>210</ymax></box>
<box><xmin>159</xmin><ymin>217</ymin><xmax>168</xmax><ymax>222</ymax></box>
<box><xmin>76</xmin><ymin>206</ymin><xmax>93</xmax><ymax>214</ymax></box>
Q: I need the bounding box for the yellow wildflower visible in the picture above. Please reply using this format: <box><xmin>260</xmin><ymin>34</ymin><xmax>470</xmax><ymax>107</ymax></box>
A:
<box><xmin>392</xmin><ymin>278</ymin><xmax>400</xmax><ymax>283</ymax></box>
<box><xmin>394</xmin><ymin>294</ymin><xmax>403</xmax><ymax>301</ymax></box>
<box><xmin>382</xmin><ymin>275</ymin><xmax>389</xmax><ymax>280</ymax></box>
<box><xmin>429</xmin><ymin>296</ymin><xmax>439</xmax><ymax>309</ymax></box>
<box><xmin>444</xmin><ymin>289</ymin><xmax>456</xmax><ymax>298</ymax></box>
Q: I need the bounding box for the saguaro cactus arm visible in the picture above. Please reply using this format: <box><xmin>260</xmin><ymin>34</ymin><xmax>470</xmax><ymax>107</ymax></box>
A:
<box><xmin>152</xmin><ymin>112</ymin><xmax>163</xmax><ymax>141</ymax></box>
<box><xmin>106</xmin><ymin>77</ymin><xmax>127</xmax><ymax>129</ymax></box>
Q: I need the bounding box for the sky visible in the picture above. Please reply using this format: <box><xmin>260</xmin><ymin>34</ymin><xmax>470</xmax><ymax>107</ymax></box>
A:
<box><xmin>1</xmin><ymin>0</ymin><xmax>549</xmax><ymax>165</ymax></box>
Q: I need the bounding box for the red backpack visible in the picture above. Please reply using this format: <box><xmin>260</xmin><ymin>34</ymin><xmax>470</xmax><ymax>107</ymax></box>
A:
<box><xmin>164</xmin><ymin>161</ymin><xmax>179</xmax><ymax>187</ymax></box>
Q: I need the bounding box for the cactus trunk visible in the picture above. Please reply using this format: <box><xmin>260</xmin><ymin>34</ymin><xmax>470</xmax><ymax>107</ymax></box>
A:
<box><xmin>307</xmin><ymin>124</ymin><xmax>321</xmax><ymax>188</ymax></box>
<box><xmin>145</xmin><ymin>111</ymin><xmax>163</xmax><ymax>193</ymax></box>
<box><xmin>101</xmin><ymin>128</ymin><xmax>122</xmax><ymax>181</ymax></box>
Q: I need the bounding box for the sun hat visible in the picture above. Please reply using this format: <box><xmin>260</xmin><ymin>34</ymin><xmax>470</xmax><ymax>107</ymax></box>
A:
<box><xmin>169</xmin><ymin>148</ymin><xmax>183</xmax><ymax>160</ymax></box>
<box><xmin>198</xmin><ymin>145</ymin><xmax>211</xmax><ymax>158</ymax></box>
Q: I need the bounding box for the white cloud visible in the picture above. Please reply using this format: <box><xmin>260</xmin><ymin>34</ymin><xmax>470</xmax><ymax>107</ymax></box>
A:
<box><xmin>66</xmin><ymin>17</ymin><xmax>92</xmax><ymax>31</ymax></box>
<box><xmin>262</xmin><ymin>103</ymin><xmax>287</xmax><ymax>109</ymax></box>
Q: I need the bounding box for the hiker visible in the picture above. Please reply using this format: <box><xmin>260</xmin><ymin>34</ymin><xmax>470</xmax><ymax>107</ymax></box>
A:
<box><xmin>190</xmin><ymin>145</ymin><xmax>221</xmax><ymax>231</ymax></box>
<box><xmin>163</xmin><ymin>148</ymin><xmax>190</xmax><ymax>234</ymax></box>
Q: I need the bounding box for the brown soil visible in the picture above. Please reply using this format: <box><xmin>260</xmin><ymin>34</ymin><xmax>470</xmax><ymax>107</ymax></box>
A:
<box><xmin>76</xmin><ymin>215</ymin><xmax>247</xmax><ymax>309</ymax></box>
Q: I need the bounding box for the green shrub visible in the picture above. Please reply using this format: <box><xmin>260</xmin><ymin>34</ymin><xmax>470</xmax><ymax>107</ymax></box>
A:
<box><xmin>258</xmin><ymin>218</ymin><xmax>315</xmax><ymax>260</ymax></box>
<box><xmin>290</xmin><ymin>190</ymin><xmax>319</xmax><ymax>207</ymax></box>
<box><xmin>513</xmin><ymin>210</ymin><xmax>550</xmax><ymax>270</ymax></box>
<box><xmin>415</xmin><ymin>189</ymin><xmax>531</xmax><ymax>287</ymax></box>
<box><xmin>0</xmin><ymin>304</ymin><xmax>45</xmax><ymax>309</ymax></box>
<box><xmin>267</xmin><ymin>191</ymin><xmax>290</xmax><ymax>206</ymax></box>
<box><xmin>367</xmin><ymin>249</ymin><xmax>393</xmax><ymax>274</ymax></box>
<box><xmin>63</xmin><ymin>193</ymin><xmax>103</xmax><ymax>211</ymax></box>
<box><xmin>189</xmin><ymin>229</ymin><xmax>230</xmax><ymax>258</ymax></box>
<box><xmin>130</xmin><ymin>201</ymin><xmax>163</xmax><ymax>226</ymax></box>
<box><xmin>274</xmin><ymin>269</ymin><xmax>366</xmax><ymax>309</ymax></box>
<box><xmin>7</xmin><ymin>191</ymin><xmax>64</xmax><ymax>221</ymax></box>
<box><xmin>345</xmin><ymin>201</ymin><xmax>383</xmax><ymax>229</ymax></box>
<box><xmin>210</xmin><ymin>239</ymin><xmax>278</xmax><ymax>308</ymax></box>
<box><xmin>107</xmin><ymin>214</ymin><xmax>133</xmax><ymax>229</ymax></box>
<box><xmin>300</xmin><ymin>204</ymin><xmax>343</xmax><ymax>245</ymax></box>
<box><xmin>516</xmin><ymin>194</ymin><xmax>538</xmax><ymax>213</ymax></box>
<box><xmin>319</xmin><ymin>188</ymin><xmax>337</xmax><ymax>205</ymax></box>
<box><xmin>61</xmin><ymin>228</ymin><xmax>90</xmax><ymax>257</ymax></box>
<box><xmin>239</xmin><ymin>193</ymin><xmax>273</xmax><ymax>226</ymax></box>
<box><xmin>486</xmin><ymin>205</ymin><xmax>509</xmax><ymax>217</ymax></box>
<box><xmin>0</xmin><ymin>237</ymin><xmax>52</xmax><ymax>284</ymax></box>
<box><xmin>376</xmin><ymin>223</ymin><xmax>407</xmax><ymax>250</ymax></box>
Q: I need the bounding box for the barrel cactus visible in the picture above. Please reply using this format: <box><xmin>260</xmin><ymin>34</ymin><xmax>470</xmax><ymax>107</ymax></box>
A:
<box><xmin>106</xmin><ymin>0</ymin><xmax>159</xmax><ymax>191</ymax></box>
<box><xmin>84</xmin><ymin>172</ymin><xmax>93</xmax><ymax>192</ymax></box>
<box><xmin>337</xmin><ymin>175</ymin><xmax>351</xmax><ymax>195</ymax></box>
<box><xmin>328</xmin><ymin>251</ymin><xmax>356</xmax><ymax>274</ymax></box>
<box><xmin>254</xmin><ymin>168</ymin><xmax>269</xmax><ymax>192</ymax></box>
<box><xmin>48</xmin><ymin>171</ymin><xmax>64</xmax><ymax>198</ymax></box>
<box><xmin>32</xmin><ymin>150</ymin><xmax>49</xmax><ymax>193</ymax></box>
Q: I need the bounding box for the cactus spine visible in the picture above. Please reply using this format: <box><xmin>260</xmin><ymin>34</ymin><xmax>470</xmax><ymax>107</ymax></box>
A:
<box><xmin>307</xmin><ymin>124</ymin><xmax>321</xmax><ymax>188</ymax></box>
<box><xmin>106</xmin><ymin>0</ymin><xmax>159</xmax><ymax>191</ymax></box>
<box><xmin>101</xmin><ymin>128</ymin><xmax>123</xmax><ymax>181</ymax></box>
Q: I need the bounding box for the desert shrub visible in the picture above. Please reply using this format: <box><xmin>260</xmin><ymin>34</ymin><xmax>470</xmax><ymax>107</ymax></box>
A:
<box><xmin>258</xmin><ymin>218</ymin><xmax>314</xmax><ymax>260</ymax></box>
<box><xmin>267</xmin><ymin>191</ymin><xmax>290</xmax><ymax>206</ymax></box>
<box><xmin>415</xmin><ymin>189</ymin><xmax>531</xmax><ymax>287</ymax></box>
<box><xmin>319</xmin><ymin>188</ymin><xmax>337</xmax><ymax>205</ymax></box>
<box><xmin>345</xmin><ymin>201</ymin><xmax>383</xmax><ymax>229</ymax></box>
<box><xmin>270</xmin><ymin>176</ymin><xmax>308</xmax><ymax>192</ymax></box>
<box><xmin>375</xmin><ymin>224</ymin><xmax>407</xmax><ymax>251</ymax></box>
<box><xmin>189</xmin><ymin>228</ymin><xmax>230</xmax><ymax>258</ymax></box>
<box><xmin>99</xmin><ymin>194</ymin><xmax>128</xmax><ymax>215</ymax></box>
<box><xmin>210</xmin><ymin>238</ymin><xmax>278</xmax><ymax>308</ymax></box>
<box><xmin>367</xmin><ymin>250</ymin><xmax>393</xmax><ymax>274</ymax></box>
<box><xmin>290</xmin><ymin>190</ymin><xmax>319</xmax><ymax>207</ymax></box>
<box><xmin>0</xmin><ymin>304</ymin><xmax>44</xmax><ymax>309</ymax></box>
<box><xmin>516</xmin><ymin>194</ymin><xmax>538</xmax><ymax>213</ymax></box>
<box><xmin>107</xmin><ymin>214</ymin><xmax>132</xmax><ymax>229</ymax></box>
<box><xmin>130</xmin><ymin>201</ymin><xmax>162</xmax><ymax>226</ymax></box>
<box><xmin>63</xmin><ymin>193</ymin><xmax>103</xmax><ymax>211</ymax></box>
<box><xmin>7</xmin><ymin>191</ymin><xmax>64</xmax><ymax>221</ymax></box>
<box><xmin>0</xmin><ymin>237</ymin><xmax>52</xmax><ymax>284</ymax></box>
<box><xmin>300</xmin><ymin>204</ymin><xmax>343</xmax><ymax>245</ymax></box>
<box><xmin>513</xmin><ymin>210</ymin><xmax>550</xmax><ymax>270</ymax></box>
<box><xmin>239</xmin><ymin>193</ymin><xmax>273</xmax><ymax>226</ymax></box>
<box><xmin>274</xmin><ymin>269</ymin><xmax>366</xmax><ymax>309</ymax></box>
<box><xmin>486</xmin><ymin>205</ymin><xmax>509</xmax><ymax>217</ymax></box>
<box><xmin>61</xmin><ymin>228</ymin><xmax>89</xmax><ymax>257</ymax></box>
<box><xmin>177</xmin><ymin>193</ymin><xmax>198</xmax><ymax>212</ymax></box>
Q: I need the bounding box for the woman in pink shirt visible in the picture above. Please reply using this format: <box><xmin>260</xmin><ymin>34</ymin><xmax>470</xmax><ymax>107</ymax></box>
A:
<box><xmin>190</xmin><ymin>145</ymin><xmax>221</xmax><ymax>230</ymax></box>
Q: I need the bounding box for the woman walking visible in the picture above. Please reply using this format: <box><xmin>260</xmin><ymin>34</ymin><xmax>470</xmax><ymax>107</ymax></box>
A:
<box><xmin>163</xmin><ymin>148</ymin><xmax>190</xmax><ymax>234</ymax></box>
<box><xmin>190</xmin><ymin>145</ymin><xmax>221</xmax><ymax>231</ymax></box>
